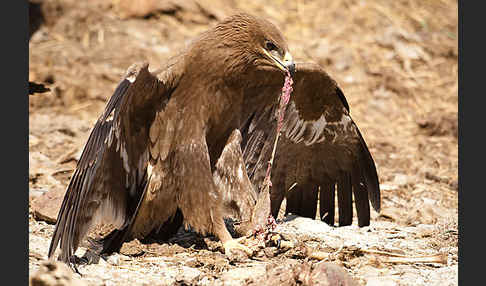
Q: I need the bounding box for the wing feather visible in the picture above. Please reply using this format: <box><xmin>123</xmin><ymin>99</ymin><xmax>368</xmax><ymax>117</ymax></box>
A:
<box><xmin>319</xmin><ymin>179</ymin><xmax>336</xmax><ymax>225</ymax></box>
<box><xmin>337</xmin><ymin>172</ymin><xmax>353</xmax><ymax>226</ymax></box>
<box><xmin>241</xmin><ymin>62</ymin><xmax>380</xmax><ymax>227</ymax></box>
<box><xmin>48</xmin><ymin>62</ymin><xmax>181</xmax><ymax>264</ymax></box>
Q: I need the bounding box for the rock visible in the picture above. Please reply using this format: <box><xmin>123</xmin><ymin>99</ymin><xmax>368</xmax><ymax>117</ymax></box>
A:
<box><xmin>279</xmin><ymin>215</ymin><xmax>333</xmax><ymax>238</ymax></box>
<box><xmin>256</xmin><ymin>260</ymin><xmax>302</xmax><ymax>286</ymax></box>
<box><xmin>245</xmin><ymin>260</ymin><xmax>360</xmax><ymax>286</ymax></box>
<box><xmin>29</xmin><ymin>260</ymin><xmax>87</xmax><ymax>286</ymax></box>
<box><xmin>29</xmin><ymin>151</ymin><xmax>57</xmax><ymax>174</ymax></box>
<box><xmin>175</xmin><ymin>266</ymin><xmax>201</xmax><ymax>284</ymax></box>
<box><xmin>29</xmin><ymin>189</ymin><xmax>48</xmax><ymax>201</ymax></box>
<box><xmin>365</xmin><ymin>277</ymin><xmax>398</xmax><ymax>286</ymax></box>
<box><xmin>106</xmin><ymin>253</ymin><xmax>121</xmax><ymax>266</ymax></box>
<box><xmin>220</xmin><ymin>265</ymin><xmax>267</xmax><ymax>286</ymax></box>
<box><xmin>309</xmin><ymin>262</ymin><xmax>360</xmax><ymax>286</ymax></box>
<box><xmin>31</xmin><ymin>188</ymin><xmax>65</xmax><ymax>223</ymax></box>
<box><xmin>393</xmin><ymin>173</ymin><xmax>409</xmax><ymax>186</ymax></box>
<box><xmin>119</xmin><ymin>239</ymin><xmax>145</xmax><ymax>256</ymax></box>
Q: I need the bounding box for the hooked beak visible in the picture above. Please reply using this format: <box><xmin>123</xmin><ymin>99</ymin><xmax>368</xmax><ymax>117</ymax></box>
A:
<box><xmin>282</xmin><ymin>52</ymin><xmax>295</xmax><ymax>76</ymax></box>
<box><xmin>263</xmin><ymin>49</ymin><xmax>295</xmax><ymax>76</ymax></box>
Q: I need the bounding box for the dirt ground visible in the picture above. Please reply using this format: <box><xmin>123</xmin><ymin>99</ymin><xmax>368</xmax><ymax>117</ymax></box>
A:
<box><xmin>28</xmin><ymin>0</ymin><xmax>458</xmax><ymax>285</ymax></box>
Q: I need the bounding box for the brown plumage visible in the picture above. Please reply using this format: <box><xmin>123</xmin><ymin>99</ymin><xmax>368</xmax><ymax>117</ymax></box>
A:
<box><xmin>240</xmin><ymin>63</ymin><xmax>380</xmax><ymax>227</ymax></box>
<box><xmin>48</xmin><ymin>12</ymin><xmax>380</xmax><ymax>270</ymax></box>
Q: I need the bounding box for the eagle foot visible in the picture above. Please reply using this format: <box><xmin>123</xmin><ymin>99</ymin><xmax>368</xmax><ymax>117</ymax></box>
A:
<box><xmin>63</xmin><ymin>249</ymin><xmax>103</xmax><ymax>275</ymax></box>
<box><xmin>268</xmin><ymin>233</ymin><xmax>294</xmax><ymax>250</ymax></box>
<box><xmin>62</xmin><ymin>255</ymin><xmax>83</xmax><ymax>276</ymax></box>
<box><xmin>223</xmin><ymin>238</ymin><xmax>254</xmax><ymax>261</ymax></box>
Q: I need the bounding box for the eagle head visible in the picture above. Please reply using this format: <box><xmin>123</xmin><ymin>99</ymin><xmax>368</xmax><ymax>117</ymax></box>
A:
<box><xmin>188</xmin><ymin>13</ymin><xmax>295</xmax><ymax>84</ymax></box>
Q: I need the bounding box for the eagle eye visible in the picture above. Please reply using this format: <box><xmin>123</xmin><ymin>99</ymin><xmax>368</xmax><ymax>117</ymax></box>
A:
<box><xmin>265</xmin><ymin>41</ymin><xmax>278</xmax><ymax>52</ymax></box>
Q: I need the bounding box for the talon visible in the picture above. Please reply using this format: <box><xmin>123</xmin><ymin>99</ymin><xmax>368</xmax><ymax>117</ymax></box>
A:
<box><xmin>68</xmin><ymin>258</ymin><xmax>81</xmax><ymax>275</ymax></box>
<box><xmin>278</xmin><ymin>239</ymin><xmax>294</xmax><ymax>250</ymax></box>
<box><xmin>268</xmin><ymin>233</ymin><xmax>293</xmax><ymax>250</ymax></box>
<box><xmin>223</xmin><ymin>239</ymin><xmax>254</xmax><ymax>256</ymax></box>
<box><xmin>269</xmin><ymin>234</ymin><xmax>281</xmax><ymax>248</ymax></box>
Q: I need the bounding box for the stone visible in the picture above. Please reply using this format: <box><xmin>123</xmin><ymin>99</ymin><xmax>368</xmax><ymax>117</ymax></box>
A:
<box><xmin>31</xmin><ymin>188</ymin><xmax>65</xmax><ymax>223</ymax></box>
<box><xmin>29</xmin><ymin>260</ymin><xmax>87</xmax><ymax>286</ymax></box>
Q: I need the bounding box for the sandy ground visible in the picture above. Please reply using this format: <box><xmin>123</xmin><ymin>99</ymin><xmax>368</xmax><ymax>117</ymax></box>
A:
<box><xmin>29</xmin><ymin>0</ymin><xmax>458</xmax><ymax>285</ymax></box>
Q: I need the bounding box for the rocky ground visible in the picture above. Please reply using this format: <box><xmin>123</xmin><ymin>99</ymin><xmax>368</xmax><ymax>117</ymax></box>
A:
<box><xmin>29</xmin><ymin>0</ymin><xmax>458</xmax><ymax>285</ymax></box>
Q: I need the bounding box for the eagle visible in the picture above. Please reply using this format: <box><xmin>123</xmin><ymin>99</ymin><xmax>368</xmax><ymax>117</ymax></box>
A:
<box><xmin>48</xmin><ymin>13</ymin><xmax>380</xmax><ymax>269</ymax></box>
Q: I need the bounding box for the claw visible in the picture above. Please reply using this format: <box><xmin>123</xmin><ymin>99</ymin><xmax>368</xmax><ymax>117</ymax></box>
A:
<box><xmin>68</xmin><ymin>257</ymin><xmax>82</xmax><ymax>276</ymax></box>
<box><xmin>223</xmin><ymin>239</ymin><xmax>254</xmax><ymax>256</ymax></box>
<box><xmin>268</xmin><ymin>233</ymin><xmax>294</xmax><ymax>250</ymax></box>
<box><xmin>270</xmin><ymin>234</ymin><xmax>281</xmax><ymax>248</ymax></box>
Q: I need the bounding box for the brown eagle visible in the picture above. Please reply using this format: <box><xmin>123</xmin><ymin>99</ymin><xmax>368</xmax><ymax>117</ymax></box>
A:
<box><xmin>48</xmin><ymin>13</ymin><xmax>380</xmax><ymax>269</ymax></box>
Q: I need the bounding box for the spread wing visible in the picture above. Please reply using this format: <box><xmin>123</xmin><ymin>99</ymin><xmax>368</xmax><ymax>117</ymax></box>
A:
<box><xmin>48</xmin><ymin>61</ymin><xmax>182</xmax><ymax>264</ymax></box>
<box><xmin>241</xmin><ymin>62</ymin><xmax>380</xmax><ymax>227</ymax></box>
